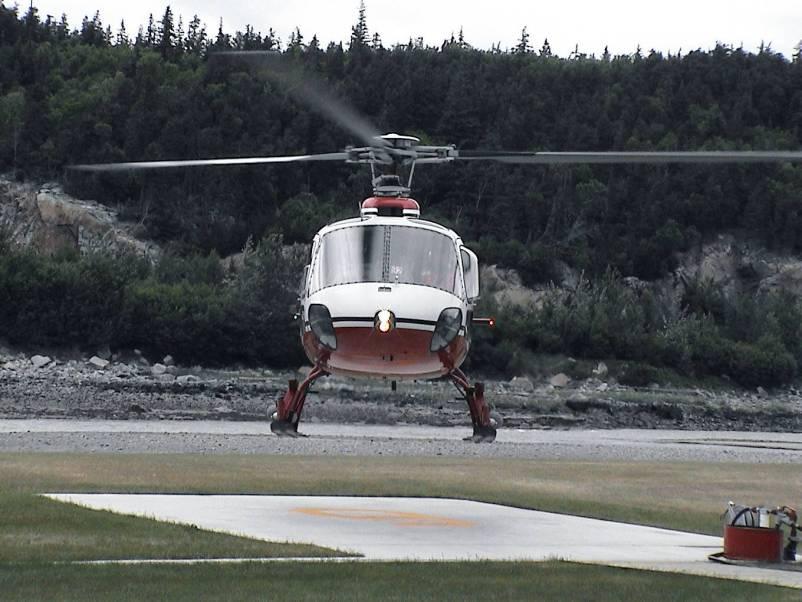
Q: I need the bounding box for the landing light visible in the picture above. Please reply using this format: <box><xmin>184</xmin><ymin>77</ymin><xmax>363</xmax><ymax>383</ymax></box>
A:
<box><xmin>375</xmin><ymin>309</ymin><xmax>395</xmax><ymax>333</ymax></box>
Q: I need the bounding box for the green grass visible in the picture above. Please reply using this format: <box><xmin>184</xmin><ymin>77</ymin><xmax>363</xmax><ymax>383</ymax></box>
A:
<box><xmin>0</xmin><ymin>490</ymin><xmax>343</xmax><ymax>562</ymax></box>
<box><xmin>3</xmin><ymin>453</ymin><xmax>800</xmax><ymax>537</ymax></box>
<box><xmin>0</xmin><ymin>561</ymin><xmax>797</xmax><ymax>602</ymax></box>
<box><xmin>2</xmin><ymin>453</ymin><xmax>799</xmax><ymax>599</ymax></box>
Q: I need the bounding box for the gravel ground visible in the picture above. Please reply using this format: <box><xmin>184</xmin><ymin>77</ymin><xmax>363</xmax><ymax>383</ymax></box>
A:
<box><xmin>3</xmin><ymin>420</ymin><xmax>802</xmax><ymax>462</ymax></box>
<box><xmin>3</xmin><ymin>351</ymin><xmax>802</xmax><ymax>462</ymax></box>
<box><xmin>4</xmin><ymin>355</ymin><xmax>802</xmax><ymax>430</ymax></box>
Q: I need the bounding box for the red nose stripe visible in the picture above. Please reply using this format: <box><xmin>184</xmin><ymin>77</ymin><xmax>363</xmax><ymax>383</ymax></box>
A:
<box><xmin>303</xmin><ymin>327</ymin><xmax>468</xmax><ymax>378</ymax></box>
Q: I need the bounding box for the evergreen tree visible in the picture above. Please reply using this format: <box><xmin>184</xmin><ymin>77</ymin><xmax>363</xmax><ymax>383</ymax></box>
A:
<box><xmin>212</xmin><ymin>18</ymin><xmax>231</xmax><ymax>50</ymax></box>
<box><xmin>289</xmin><ymin>27</ymin><xmax>304</xmax><ymax>51</ymax></box>
<box><xmin>145</xmin><ymin>13</ymin><xmax>156</xmax><ymax>47</ymax></box>
<box><xmin>176</xmin><ymin>16</ymin><xmax>184</xmax><ymax>52</ymax></box>
<box><xmin>185</xmin><ymin>15</ymin><xmax>206</xmax><ymax>55</ymax></box>
<box><xmin>158</xmin><ymin>6</ymin><xmax>175</xmax><ymax>58</ymax></box>
<box><xmin>515</xmin><ymin>26</ymin><xmax>531</xmax><ymax>54</ymax></box>
<box><xmin>349</xmin><ymin>0</ymin><xmax>368</xmax><ymax>51</ymax></box>
<box><xmin>263</xmin><ymin>27</ymin><xmax>278</xmax><ymax>50</ymax></box>
<box><xmin>371</xmin><ymin>32</ymin><xmax>382</xmax><ymax>50</ymax></box>
<box><xmin>56</xmin><ymin>13</ymin><xmax>69</xmax><ymax>40</ymax></box>
<box><xmin>0</xmin><ymin>90</ymin><xmax>25</xmax><ymax>178</ymax></box>
<box><xmin>21</xmin><ymin>5</ymin><xmax>41</xmax><ymax>42</ymax></box>
<box><xmin>116</xmin><ymin>20</ymin><xmax>128</xmax><ymax>46</ymax></box>
<box><xmin>458</xmin><ymin>27</ymin><xmax>467</xmax><ymax>49</ymax></box>
<box><xmin>539</xmin><ymin>38</ymin><xmax>552</xmax><ymax>57</ymax></box>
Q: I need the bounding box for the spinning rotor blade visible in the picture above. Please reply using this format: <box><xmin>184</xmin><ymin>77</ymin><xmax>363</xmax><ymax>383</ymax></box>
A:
<box><xmin>216</xmin><ymin>51</ymin><xmax>385</xmax><ymax>151</ymax></box>
<box><xmin>456</xmin><ymin>150</ymin><xmax>802</xmax><ymax>164</ymax></box>
<box><xmin>69</xmin><ymin>152</ymin><xmax>348</xmax><ymax>172</ymax></box>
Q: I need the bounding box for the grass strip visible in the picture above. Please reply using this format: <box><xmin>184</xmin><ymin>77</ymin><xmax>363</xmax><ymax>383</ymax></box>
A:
<box><xmin>0</xmin><ymin>561</ymin><xmax>797</xmax><ymax>601</ymax></box>
<box><xmin>3</xmin><ymin>453</ymin><xmax>800</xmax><ymax>536</ymax></box>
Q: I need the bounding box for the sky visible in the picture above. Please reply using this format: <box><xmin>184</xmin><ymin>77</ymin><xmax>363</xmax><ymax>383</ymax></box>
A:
<box><xmin>16</xmin><ymin>0</ymin><xmax>802</xmax><ymax>59</ymax></box>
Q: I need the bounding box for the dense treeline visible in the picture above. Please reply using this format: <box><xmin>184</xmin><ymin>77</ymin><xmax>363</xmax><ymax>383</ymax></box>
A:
<box><xmin>2</xmin><ymin>4</ymin><xmax>802</xmax><ymax>273</ymax></box>
<box><xmin>0</xmin><ymin>236</ymin><xmax>307</xmax><ymax>367</ymax></box>
<box><xmin>2</xmin><ymin>4</ymin><xmax>802</xmax><ymax>383</ymax></box>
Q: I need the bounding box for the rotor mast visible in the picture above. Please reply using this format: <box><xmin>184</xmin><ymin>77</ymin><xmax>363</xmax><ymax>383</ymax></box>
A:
<box><xmin>346</xmin><ymin>133</ymin><xmax>456</xmax><ymax>197</ymax></box>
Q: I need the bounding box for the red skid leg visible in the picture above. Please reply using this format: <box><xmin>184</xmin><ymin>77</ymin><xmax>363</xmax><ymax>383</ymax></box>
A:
<box><xmin>272</xmin><ymin>366</ymin><xmax>327</xmax><ymax>436</ymax></box>
<box><xmin>449</xmin><ymin>369</ymin><xmax>497</xmax><ymax>443</ymax></box>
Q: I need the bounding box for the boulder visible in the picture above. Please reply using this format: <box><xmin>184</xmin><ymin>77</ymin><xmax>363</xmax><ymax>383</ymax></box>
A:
<box><xmin>30</xmin><ymin>355</ymin><xmax>52</xmax><ymax>369</ymax></box>
<box><xmin>88</xmin><ymin>356</ymin><xmax>109</xmax><ymax>370</ymax></box>
<box><xmin>509</xmin><ymin>376</ymin><xmax>534</xmax><ymax>392</ymax></box>
<box><xmin>592</xmin><ymin>362</ymin><xmax>608</xmax><ymax>377</ymax></box>
<box><xmin>96</xmin><ymin>345</ymin><xmax>112</xmax><ymax>361</ymax></box>
<box><xmin>151</xmin><ymin>363</ymin><xmax>167</xmax><ymax>376</ymax></box>
<box><xmin>549</xmin><ymin>373</ymin><xmax>570</xmax><ymax>387</ymax></box>
<box><xmin>162</xmin><ymin>355</ymin><xmax>175</xmax><ymax>366</ymax></box>
<box><xmin>176</xmin><ymin>374</ymin><xmax>199</xmax><ymax>384</ymax></box>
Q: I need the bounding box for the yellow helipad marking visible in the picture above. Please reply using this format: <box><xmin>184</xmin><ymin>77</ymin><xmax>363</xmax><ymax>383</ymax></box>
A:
<box><xmin>293</xmin><ymin>507</ymin><xmax>475</xmax><ymax>528</ymax></box>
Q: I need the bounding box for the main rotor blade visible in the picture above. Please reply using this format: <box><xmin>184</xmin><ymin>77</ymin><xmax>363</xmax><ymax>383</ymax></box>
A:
<box><xmin>456</xmin><ymin>150</ymin><xmax>802</xmax><ymax>164</ymax></box>
<box><xmin>69</xmin><ymin>152</ymin><xmax>348</xmax><ymax>172</ymax></box>
<box><xmin>215</xmin><ymin>51</ymin><xmax>384</xmax><ymax>151</ymax></box>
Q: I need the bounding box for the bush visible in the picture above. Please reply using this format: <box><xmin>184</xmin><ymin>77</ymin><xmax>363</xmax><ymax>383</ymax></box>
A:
<box><xmin>618</xmin><ymin>363</ymin><xmax>661</xmax><ymax>387</ymax></box>
<box><xmin>529</xmin><ymin>270</ymin><xmax>652</xmax><ymax>359</ymax></box>
<box><xmin>726</xmin><ymin>337</ymin><xmax>797</xmax><ymax>388</ymax></box>
<box><xmin>120</xmin><ymin>280</ymin><xmax>233</xmax><ymax>364</ymax></box>
<box><xmin>225</xmin><ymin>235</ymin><xmax>308</xmax><ymax>367</ymax></box>
<box><xmin>0</xmin><ymin>252</ymin><xmax>138</xmax><ymax>348</ymax></box>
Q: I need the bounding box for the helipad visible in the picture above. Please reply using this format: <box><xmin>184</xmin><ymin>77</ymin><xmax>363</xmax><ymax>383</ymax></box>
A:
<box><xmin>42</xmin><ymin>493</ymin><xmax>802</xmax><ymax>588</ymax></box>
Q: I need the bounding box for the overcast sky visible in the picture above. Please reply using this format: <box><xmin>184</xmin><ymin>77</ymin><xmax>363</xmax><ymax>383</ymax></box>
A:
<box><xmin>20</xmin><ymin>0</ymin><xmax>802</xmax><ymax>59</ymax></box>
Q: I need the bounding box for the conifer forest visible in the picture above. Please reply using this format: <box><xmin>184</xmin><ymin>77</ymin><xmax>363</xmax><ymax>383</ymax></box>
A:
<box><xmin>2</xmin><ymin>4</ymin><xmax>802</xmax><ymax>385</ymax></box>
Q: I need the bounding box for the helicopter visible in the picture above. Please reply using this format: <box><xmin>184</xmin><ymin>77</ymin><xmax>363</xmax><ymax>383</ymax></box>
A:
<box><xmin>72</xmin><ymin>57</ymin><xmax>802</xmax><ymax>443</ymax></box>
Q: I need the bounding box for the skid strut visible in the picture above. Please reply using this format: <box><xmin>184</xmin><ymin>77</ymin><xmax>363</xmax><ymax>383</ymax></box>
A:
<box><xmin>449</xmin><ymin>368</ymin><xmax>497</xmax><ymax>443</ymax></box>
<box><xmin>271</xmin><ymin>365</ymin><xmax>328</xmax><ymax>437</ymax></box>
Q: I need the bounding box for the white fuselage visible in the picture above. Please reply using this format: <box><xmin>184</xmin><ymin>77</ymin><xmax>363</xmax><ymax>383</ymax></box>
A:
<box><xmin>299</xmin><ymin>215</ymin><xmax>474</xmax><ymax>380</ymax></box>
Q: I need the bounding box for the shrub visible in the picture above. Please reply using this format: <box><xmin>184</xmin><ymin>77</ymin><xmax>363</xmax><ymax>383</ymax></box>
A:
<box><xmin>0</xmin><ymin>251</ymin><xmax>137</xmax><ymax>347</ymax></box>
<box><xmin>120</xmin><ymin>280</ymin><xmax>233</xmax><ymax>364</ymax></box>
<box><xmin>618</xmin><ymin>363</ymin><xmax>661</xmax><ymax>387</ymax></box>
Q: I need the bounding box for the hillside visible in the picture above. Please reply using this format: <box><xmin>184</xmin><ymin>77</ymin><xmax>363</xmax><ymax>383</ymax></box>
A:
<box><xmin>2</xmin><ymin>5</ymin><xmax>802</xmax><ymax>385</ymax></box>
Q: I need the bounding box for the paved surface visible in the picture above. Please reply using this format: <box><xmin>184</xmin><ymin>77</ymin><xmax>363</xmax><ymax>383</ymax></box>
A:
<box><xmin>46</xmin><ymin>493</ymin><xmax>802</xmax><ymax>589</ymax></box>
<box><xmin>4</xmin><ymin>419</ymin><xmax>802</xmax><ymax>462</ymax></box>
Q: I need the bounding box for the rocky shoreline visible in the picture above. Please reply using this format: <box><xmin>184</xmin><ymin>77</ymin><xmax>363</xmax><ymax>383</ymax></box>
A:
<box><xmin>3</xmin><ymin>348</ymin><xmax>802</xmax><ymax>433</ymax></box>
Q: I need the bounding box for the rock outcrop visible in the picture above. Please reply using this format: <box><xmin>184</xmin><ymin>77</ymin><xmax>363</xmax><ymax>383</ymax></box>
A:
<box><xmin>0</xmin><ymin>176</ymin><xmax>159</xmax><ymax>260</ymax></box>
<box><xmin>483</xmin><ymin>233</ymin><xmax>802</xmax><ymax>317</ymax></box>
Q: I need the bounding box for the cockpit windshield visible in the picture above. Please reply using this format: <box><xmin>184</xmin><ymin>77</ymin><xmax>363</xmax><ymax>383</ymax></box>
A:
<box><xmin>310</xmin><ymin>225</ymin><xmax>460</xmax><ymax>294</ymax></box>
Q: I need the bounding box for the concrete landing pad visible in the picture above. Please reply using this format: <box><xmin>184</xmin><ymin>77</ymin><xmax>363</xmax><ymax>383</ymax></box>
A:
<box><xmin>48</xmin><ymin>493</ymin><xmax>718</xmax><ymax>563</ymax></box>
<box><xmin>46</xmin><ymin>494</ymin><xmax>802</xmax><ymax>588</ymax></box>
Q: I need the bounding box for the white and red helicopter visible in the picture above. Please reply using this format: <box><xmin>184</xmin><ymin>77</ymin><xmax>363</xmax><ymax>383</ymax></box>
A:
<box><xmin>73</xmin><ymin>58</ymin><xmax>802</xmax><ymax>442</ymax></box>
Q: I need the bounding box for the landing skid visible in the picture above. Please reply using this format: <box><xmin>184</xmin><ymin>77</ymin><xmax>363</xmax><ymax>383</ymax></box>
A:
<box><xmin>271</xmin><ymin>365</ymin><xmax>327</xmax><ymax>437</ymax></box>
<box><xmin>450</xmin><ymin>369</ymin><xmax>497</xmax><ymax>443</ymax></box>
<box><xmin>272</xmin><ymin>365</ymin><xmax>496</xmax><ymax>442</ymax></box>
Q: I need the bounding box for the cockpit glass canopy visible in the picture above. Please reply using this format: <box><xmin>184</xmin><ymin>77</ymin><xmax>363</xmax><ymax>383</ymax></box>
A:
<box><xmin>311</xmin><ymin>225</ymin><xmax>460</xmax><ymax>294</ymax></box>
